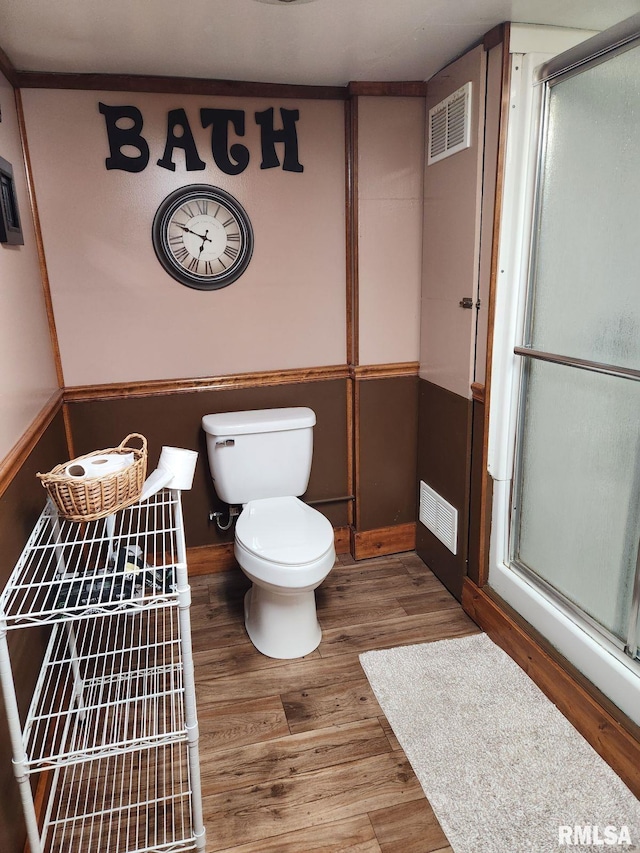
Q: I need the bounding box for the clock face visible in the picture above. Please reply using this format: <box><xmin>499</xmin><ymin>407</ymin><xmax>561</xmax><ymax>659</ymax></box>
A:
<box><xmin>152</xmin><ymin>185</ymin><xmax>253</xmax><ymax>290</ymax></box>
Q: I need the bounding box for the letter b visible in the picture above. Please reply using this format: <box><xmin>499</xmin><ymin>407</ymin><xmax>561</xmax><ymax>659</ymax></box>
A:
<box><xmin>99</xmin><ymin>103</ymin><xmax>149</xmax><ymax>173</ymax></box>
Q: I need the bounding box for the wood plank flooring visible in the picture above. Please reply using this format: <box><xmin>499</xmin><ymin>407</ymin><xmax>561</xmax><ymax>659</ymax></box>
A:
<box><xmin>191</xmin><ymin>551</ymin><xmax>481</xmax><ymax>852</ymax></box>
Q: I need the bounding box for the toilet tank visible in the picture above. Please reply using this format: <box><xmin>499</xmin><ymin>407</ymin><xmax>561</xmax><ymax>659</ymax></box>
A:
<box><xmin>202</xmin><ymin>407</ymin><xmax>316</xmax><ymax>504</ymax></box>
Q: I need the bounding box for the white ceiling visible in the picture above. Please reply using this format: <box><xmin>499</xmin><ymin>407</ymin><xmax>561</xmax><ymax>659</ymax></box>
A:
<box><xmin>1</xmin><ymin>0</ymin><xmax>640</xmax><ymax>86</ymax></box>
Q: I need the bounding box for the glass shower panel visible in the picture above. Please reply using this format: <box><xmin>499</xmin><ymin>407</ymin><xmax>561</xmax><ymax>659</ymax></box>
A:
<box><xmin>515</xmin><ymin>360</ymin><xmax>640</xmax><ymax>642</ymax></box>
<box><xmin>528</xmin><ymin>44</ymin><xmax>640</xmax><ymax>370</ymax></box>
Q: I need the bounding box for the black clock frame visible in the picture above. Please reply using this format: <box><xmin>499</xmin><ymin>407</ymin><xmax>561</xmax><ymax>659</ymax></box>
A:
<box><xmin>152</xmin><ymin>184</ymin><xmax>253</xmax><ymax>291</ymax></box>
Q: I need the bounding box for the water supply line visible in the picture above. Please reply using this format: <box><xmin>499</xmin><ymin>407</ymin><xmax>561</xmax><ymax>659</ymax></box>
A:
<box><xmin>209</xmin><ymin>506</ymin><xmax>240</xmax><ymax>531</ymax></box>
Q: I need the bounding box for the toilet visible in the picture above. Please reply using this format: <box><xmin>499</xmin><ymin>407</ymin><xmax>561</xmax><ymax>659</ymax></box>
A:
<box><xmin>202</xmin><ymin>407</ymin><xmax>335</xmax><ymax>659</ymax></box>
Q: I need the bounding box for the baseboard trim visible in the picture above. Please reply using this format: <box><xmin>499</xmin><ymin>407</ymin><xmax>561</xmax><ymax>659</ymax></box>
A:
<box><xmin>461</xmin><ymin>578</ymin><xmax>640</xmax><ymax>798</ymax></box>
<box><xmin>187</xmin><ymin>526</ymin><xmax>352</xmax><ymax>576</ymax></box>
<box><xmin>333</xmin><ymin>526</ymin><xmax>351</xmax><ymax>555</ymax></box>
<box><xmin>187</xmin><ymin>542</ymin><xmax>236</xmax><ymax>575</ymax></box>
<box><xmin>352</xmin><ymin>522</ymin><xmax>416</xmax><ymax>561</ymax></box>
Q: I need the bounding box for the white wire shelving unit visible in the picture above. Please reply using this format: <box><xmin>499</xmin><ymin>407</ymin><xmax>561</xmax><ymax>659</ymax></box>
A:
<box><xmin>0</xmin><ymin>488</ymin><xmax>206</xmax><ymax>853</ymax></box>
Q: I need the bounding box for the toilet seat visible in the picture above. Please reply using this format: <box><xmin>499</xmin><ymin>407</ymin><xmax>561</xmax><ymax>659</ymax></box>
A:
<box><xmin>235</xmin><ymin>496</ymin><xmax>335</xmax><ymax>590</ymax></box>
<box><xmin>236</xmin><ymin>496</ymin><xmax>334</xmax><ymax>564</ymax></box>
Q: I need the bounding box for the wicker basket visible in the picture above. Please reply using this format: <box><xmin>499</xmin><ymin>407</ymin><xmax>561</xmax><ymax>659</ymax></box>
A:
<box><xmin>38</xmin><ymin>433</ymin><xmax>148</xmax><ymax>522</ymax></box>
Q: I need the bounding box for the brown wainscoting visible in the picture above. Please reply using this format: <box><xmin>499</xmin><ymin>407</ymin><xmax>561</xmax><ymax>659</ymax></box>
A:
<box><xmin>0</xmin><ymin>390</ymin><xmax>63</xmax><ymax>499</ymax></box>
<box><xmin>0</xmin><ymin>408</ymin><xmax>69</xmax><ymax>853</ymax></box>
<box><xmin>65</xmin><ymin>376</ymin><xmax>350</xmax><ymax>549</ymax></box>
<box><xmin>356</xmin><ymin>373</ymin><xmax>419</xmax><ymax>532</ymax></box>
<box><xmin>352</xmin><ymin>522</ymin><xmax>416</xmax><ymax>561</ymax></box>
<box><xmin>188</xmin><ymin>526</ymin><xmax>352</xmax><ymax>576</ymax></box>
<box><xmin>462</xmin><ymin>579</ymin><xmax>640</xmax><ymax>799</ymax></box>
<box><xmin>15</xmin><ymin>71</ymin><xmax>346</xmax><ymax>100</ymax></box>
<box><xmin>64</xmin><ymin>364</ymin><xmax>350</xmax><ymax>402</ymax></box>
<box><xmin>467</xmin><ymin>392</ymin><xmax>490</xmax><ymax>586</ymax></box>
<box><xmin>416</xmin><ymin>379</ymin><xmax>473</xmax><ymax>601</ymax></box>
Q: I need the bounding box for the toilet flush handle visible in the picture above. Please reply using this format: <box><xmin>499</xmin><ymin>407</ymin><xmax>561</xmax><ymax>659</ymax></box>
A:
<box><xmin>215</xmin><ymin>439</ymin><xmax>235</xmax><ymax>447</ymax></box>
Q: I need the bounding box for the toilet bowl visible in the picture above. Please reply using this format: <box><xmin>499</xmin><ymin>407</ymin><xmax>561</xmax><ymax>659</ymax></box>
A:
<box><xmin>235</xmin><ymin>496</ymin><xmax>335</xmax><ymax>658</ymax></box>
<box><xmin>201</xmin><ymin>407</ymin><xmax>336</xmax><ymax>659</ymax></box>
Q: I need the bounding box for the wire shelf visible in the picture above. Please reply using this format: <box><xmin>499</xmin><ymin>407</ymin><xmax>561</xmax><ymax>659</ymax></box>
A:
<box><xmin>0</xmin><ymin>490</ymin><xmax>183</xmax><ymax>628</ymax></box>
<box><xmin>25</xmin><ymin>610</ymin><xmax>186</xmax><ymax>770</ymax></box>
<box><xmin>0</xmin><ymin>486</ymin><xmax>206</xmax><ymax>852</ymax></box>
<box><xmin>42</xmin><ymin>741</ymin><xmax>199</xmax><ymax>853</ymax></box>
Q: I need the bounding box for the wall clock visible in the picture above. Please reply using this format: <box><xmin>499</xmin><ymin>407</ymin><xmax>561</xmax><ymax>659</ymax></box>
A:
<box><xmin>152</xmin><ymin>185</ymin><xmax>253</xmax><ymax>290</ymax></box>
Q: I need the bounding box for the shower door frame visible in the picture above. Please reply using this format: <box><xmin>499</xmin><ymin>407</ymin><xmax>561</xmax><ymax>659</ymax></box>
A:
<box><xmin>487</xmin><ymin>17</ymin><xmax>640</xmax><ymax>727</ymax></box>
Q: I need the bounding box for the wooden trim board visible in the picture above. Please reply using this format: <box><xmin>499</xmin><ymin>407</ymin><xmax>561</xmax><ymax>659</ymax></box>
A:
<box><xmin>0</xmin><ymin>44</ymin><xmax>18</xmax><ymax>88</ymax></box>
<box><xmin>15</xmin><ymin>89</ymin><xmax>65</xmax><ymax>389</ymax></box>
<box><xmin>0</xmin><ymin>391</ymin><xmax>63</xmax><ymax>499</ymax></box>
<box><xmin>15</xmin><ymin>71</ymin><xmax>346</xmax><ymax>100</ymax></box>
<box><xmin>347</xmin><ymin>81</ymin><xmax>427</xmax><ymax>97</ymax></box>
<box><xmin>352</xmin><ymin>522</ymin><xmax>416</xmax><ymax>561</ymax></box>
<box><xmin>462</xmin><ymin>578</ymin><xmax>640</xmax><ymax>799</ymax></box>
<box><xmin>353</xmin><ymin>362</ymin><xmax>419</xmax><ymax>380</ymax></box>
<box><xmin>187</xmin><ymin>526</ymin><xmax>352</xmax><ymax>576</ymax></box>
<box><xmin>64</xmin><ymin>364</ymin><xmax>350</xmax><ymax>403</ymax></box>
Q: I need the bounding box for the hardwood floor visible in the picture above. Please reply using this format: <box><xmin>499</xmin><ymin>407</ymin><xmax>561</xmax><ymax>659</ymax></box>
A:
<box><xmin>190</xmin><ymin>551</ymin><xmax>481</xmax><ymax>852</ymax></box>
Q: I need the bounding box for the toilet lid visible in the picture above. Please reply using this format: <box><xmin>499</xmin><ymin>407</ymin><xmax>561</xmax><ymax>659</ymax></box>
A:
<box><xmin>236</xmin><ymin>497</ymin><xmax>334</xmax><ymax>566</ymax></box>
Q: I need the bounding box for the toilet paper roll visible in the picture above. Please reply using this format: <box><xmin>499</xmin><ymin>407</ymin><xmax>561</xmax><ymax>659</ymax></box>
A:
<box><xmin>66</xmin><ymin>453</ymin><xmax>134</xmax><ymax>479</ymax></box>
<box><xmin>157</xmin><ymin>446</ymin><xmax>198</xmax><ymax>490</ymax></box>
<box><xmin>139</xmin><ymin>467</ymin><xmax>173</xmax><ymax>502</ymax></box>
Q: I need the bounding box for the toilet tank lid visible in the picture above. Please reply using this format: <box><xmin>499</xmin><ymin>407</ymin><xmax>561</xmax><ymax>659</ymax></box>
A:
<box><xmin>202</xmin><ymin>407</ymin><xmax>316</xmax><ymax>437</ymax></box>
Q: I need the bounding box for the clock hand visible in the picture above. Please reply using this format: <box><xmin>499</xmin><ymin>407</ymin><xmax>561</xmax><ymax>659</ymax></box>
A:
<box><xmin>176</xmin><ymin>223</ymin><xmax>208</xmax><ymax>240</ymax></box>
<box><xmin>177</xmin><ymin>223</ymin><xmax>213</xmax><ymax>245</ymax></box>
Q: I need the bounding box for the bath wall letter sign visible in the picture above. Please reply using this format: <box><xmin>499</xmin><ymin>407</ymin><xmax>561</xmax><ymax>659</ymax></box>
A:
<box><xmin>99</xmin><ymin>103</ymin><xmax>304</xmax><ymax>174</ymax></box>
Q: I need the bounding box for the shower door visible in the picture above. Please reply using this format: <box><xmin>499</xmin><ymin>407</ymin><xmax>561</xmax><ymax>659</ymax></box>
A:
<box><xmin>510</xmin><ymin>29</ymin><xmax>640</xmax><ymax>660</ymax></box>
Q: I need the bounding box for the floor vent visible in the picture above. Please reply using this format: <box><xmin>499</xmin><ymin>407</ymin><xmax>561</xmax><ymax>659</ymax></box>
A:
<box><xmin>427</xmin><ymin>82</ymin><xmax>472</xmax><ymax>165</ymax></box>
<box><xmin>419</xmin><ymin>481</ymin><xmax>458</xmax><ymax>554</ymax></box>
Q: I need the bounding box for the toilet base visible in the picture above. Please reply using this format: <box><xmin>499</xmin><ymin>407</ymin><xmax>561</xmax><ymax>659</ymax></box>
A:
<box><xmin>244</xmin><ymin>584</ymin><xmax>322</xmax><ymax>659</ymax></box>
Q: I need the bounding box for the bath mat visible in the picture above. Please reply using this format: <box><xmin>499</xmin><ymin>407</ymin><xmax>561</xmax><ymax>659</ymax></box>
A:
<box><xmin>359</xmin><ymin>634</ymin><xmax>640</xmax><ymax>852</ymax></box>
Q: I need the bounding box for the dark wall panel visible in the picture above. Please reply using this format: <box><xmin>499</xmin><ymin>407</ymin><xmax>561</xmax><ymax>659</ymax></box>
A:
<box><xmin>67</xmin><ymin>379</ymin><xmax>349</xmax><ymax>547</ymax></box>
<box><xmin>358</xmin><ymin>376</ymin><xmax>418</xmax><ymax>531</ymax></box>
<box><xmin>0</xmin><ymin>411</ymin><xmax>69</xmax><ymax>853</ymax></box>
<box><xmin>468</xmin><ymin>397</ymin><xmax>492</xmax><ymax>586</ymax></box>
<box><xmin>416</xmin><ymin>378</ymin><xmax>472</xmax><ymax>600</ymax></box>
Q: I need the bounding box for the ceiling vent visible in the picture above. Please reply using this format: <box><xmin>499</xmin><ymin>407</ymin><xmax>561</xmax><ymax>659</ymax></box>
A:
<box><xmin>427</xmin><ymin>82</ymin><xmax>472</xmax><ymax>165</ymax></box>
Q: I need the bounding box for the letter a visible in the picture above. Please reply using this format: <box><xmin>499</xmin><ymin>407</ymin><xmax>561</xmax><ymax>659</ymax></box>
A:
<box><xmin>618</xmin><ymin>826</ymin><xmax>632</xmax><ymax>845</ymax></box>
<box><xmin>157</xmin><ymin>109</ymin><xmax>206</xmax><ymax>172</ymax></box>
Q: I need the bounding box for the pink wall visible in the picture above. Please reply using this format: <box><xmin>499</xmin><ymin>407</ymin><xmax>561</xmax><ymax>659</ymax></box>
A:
<box><xmin>0</xmin><ymin>73</ymin><xmax>59</xmax><ymax>462</ymax></box>
<box><xmin>20</xmin><ymin>90</ymin><xmax>347</xmax><ymax>386</ymax></box>
<box><xmin>420</xmin><ymin>45</ymin><xmax>486</xmax><ymax>399</ymax></box>
<box><xmin>357</xmin><ymin>96</ymin><xmax>424</xmax><ymax>366</ymax></box>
